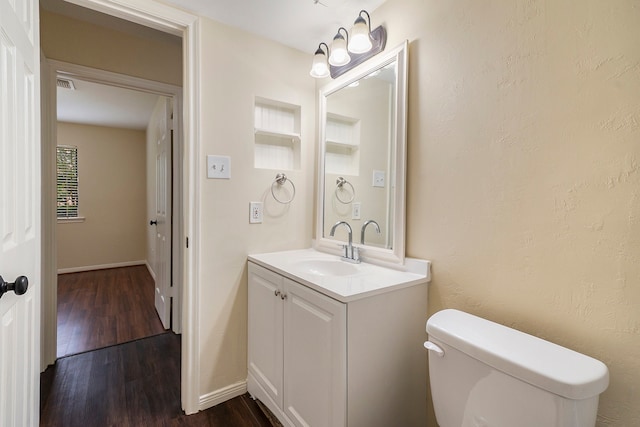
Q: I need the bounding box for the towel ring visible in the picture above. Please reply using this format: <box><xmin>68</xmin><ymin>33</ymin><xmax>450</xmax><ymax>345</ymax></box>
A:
<box><xmin>335</xmin><ymin>177</ymin><xmax>355</xmax><ymax>204</ymax></box>
<box><xmin>271</xmin><ymin>173</ymin><xmax>296</xmax><ymax>204</ymax></box>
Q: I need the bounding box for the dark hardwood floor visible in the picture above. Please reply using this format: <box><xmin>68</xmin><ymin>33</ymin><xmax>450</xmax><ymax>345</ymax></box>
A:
<box><xmin>46</xmin><ymin>267</ymin><xmax>272</xmax><ymax>426</ymax></box>
<box><xmin>57</xmin><ymin>266</ymin><xmax>166</xmax><ymax>357</ymax></box>
<box><xmin>41</xmin><ymin>332</ymin><xmax>273</xmax><ymax>427</ymax></box>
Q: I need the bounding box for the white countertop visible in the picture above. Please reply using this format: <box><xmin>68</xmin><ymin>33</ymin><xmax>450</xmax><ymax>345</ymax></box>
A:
<box><xmin>248</xmin><ymin>248</ymin><xmax>430</xmax><ymax>303</ymax></box>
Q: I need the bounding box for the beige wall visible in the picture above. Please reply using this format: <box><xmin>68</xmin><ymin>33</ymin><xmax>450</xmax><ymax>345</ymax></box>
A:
<box><xmin>57</xmin><ymin>123</ymin><xmax>146</xmax><ymax>270</ymax></box>
<box><xmin>371</xmin><ymin>0</ymin><xmax>640</xmax><ymax>425</ymax></box>
<box><xmin>196</xmin><ymin>18</ymin><xmax>316</xmax><ymax>396</ymax></box>
<box><xmin>40</xmin><ymin>9</ymin><xmax>182</xmax><ymax>86</ymax></box>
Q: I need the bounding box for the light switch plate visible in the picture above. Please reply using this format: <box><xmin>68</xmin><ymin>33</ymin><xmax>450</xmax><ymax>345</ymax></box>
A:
<box><xmin>372</xmin><ymin>170</ymin><xmax>385</xmax><ymax>188</ymax></box>
<box><xmin>207</xmin><ymin>155</ymin><xmax>231</xmax><ymax>179</ymax></box>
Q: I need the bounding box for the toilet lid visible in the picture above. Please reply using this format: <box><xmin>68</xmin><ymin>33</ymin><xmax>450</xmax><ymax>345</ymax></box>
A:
<box><xmin>427</xmin><ymin>309</ymin><xmax>609</xmax><ymax>400</ymax></box>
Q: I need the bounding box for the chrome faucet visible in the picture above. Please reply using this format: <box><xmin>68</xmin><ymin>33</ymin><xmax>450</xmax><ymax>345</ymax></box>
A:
<box><xmin>329</xmin><ymin>221</ymin><xmax>360</xmax><ymax>263</ymax></box>
<box><xmin>360</xmin><ymin>220</ymin><xmax>381</xmax><ymax>244</ymax></box>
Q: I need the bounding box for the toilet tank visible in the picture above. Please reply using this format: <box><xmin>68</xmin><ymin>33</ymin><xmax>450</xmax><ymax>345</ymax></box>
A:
<box><xmin>425</xmin><ymin>309</ymin><xmax>609</xmax><ymax>427</ymax></box>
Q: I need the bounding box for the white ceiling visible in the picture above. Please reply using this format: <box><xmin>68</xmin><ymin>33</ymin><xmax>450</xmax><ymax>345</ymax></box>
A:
<box><xmin>45</xmin><ymin>0</ymin><xmax>387</xmax><ymax>130</ymax></box>
<box><xmin>56</xmin><ymin>80</ymin><xmax>161</xmax><ymax>130</ymax></box>
<box><xmin>161</xmin><ymin>0</ymin><xmax>387</xmax><ymax>54</ymax></box>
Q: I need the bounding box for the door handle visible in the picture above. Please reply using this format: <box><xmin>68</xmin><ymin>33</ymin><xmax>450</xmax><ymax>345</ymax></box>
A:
<box><xmin>150</xmin><ymin>220</ymin><xmax>158</xmax><ymax>226</ymax></box>
<box><xmin>0</xmin><ymin>275</ymin><xmax>29</xmax><ymax>299</ymax></box>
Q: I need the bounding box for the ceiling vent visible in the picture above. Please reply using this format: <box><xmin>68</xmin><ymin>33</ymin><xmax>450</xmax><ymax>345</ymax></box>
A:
<box><xmin>56</xmin><ymin>77</ymin><xmax>76</xmax><ymax>90</ymax></box>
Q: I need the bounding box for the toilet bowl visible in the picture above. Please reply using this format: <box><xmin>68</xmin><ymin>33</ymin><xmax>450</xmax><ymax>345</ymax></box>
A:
<box><xmin>425</xmin><ymin>309</ymin><xmax>609</xmax><ymax>427</ymax></box>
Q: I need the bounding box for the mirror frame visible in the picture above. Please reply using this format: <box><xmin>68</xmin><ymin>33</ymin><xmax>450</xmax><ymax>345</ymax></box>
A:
<box><xmin>315</xmin><ymin>41</ymin><xmax>408</xmax><ymax>265</ymax></box>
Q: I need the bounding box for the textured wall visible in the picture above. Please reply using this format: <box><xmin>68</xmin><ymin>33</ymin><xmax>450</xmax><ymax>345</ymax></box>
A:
<box><xmin>374</xmin><ymin>0</ymin><xmax>640</xmax><ymax>425</ymax></box>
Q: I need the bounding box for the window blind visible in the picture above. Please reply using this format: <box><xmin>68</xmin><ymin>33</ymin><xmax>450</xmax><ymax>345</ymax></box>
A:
<box><xmin>56</xmin><ymin>146</ymin><xmax>79</xmax><ymax>218</ymax></box>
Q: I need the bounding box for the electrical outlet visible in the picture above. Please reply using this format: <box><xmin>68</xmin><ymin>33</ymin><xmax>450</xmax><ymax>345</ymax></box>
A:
<box><xmin>207</xmin><ymin>155</ymin><xmax>231</xmax><ymax>179</ymax></box>
<box><xmin>372</xmin><ymin>170</ymin><xmax>385</xmax><ymax>188</ymax></box>
<box><xmin>250</xmin><ymin>202</ymin><xmax>263</xmax><ymax>224</ymax></box>
<box><xmin>352</xmin><ymin>202</ymin><xmax>361</xmax><ymax>220</ymax></box>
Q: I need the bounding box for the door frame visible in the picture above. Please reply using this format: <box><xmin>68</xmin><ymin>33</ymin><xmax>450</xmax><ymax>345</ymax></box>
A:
<box><xmin>41</xmin><ymin>0</ymin><xmax>201</xmax><ymax>415</ymax></box>
<box><xmin>43</xmin><ymin>58</ymin><xmax>184</xmax><ymax>334</ymax></box>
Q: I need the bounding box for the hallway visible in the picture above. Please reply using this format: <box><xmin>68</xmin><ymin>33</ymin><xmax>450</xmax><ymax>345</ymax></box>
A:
<box><xmin>56</xmin><ymin>266</ymin><xmax>165</xmax><ymax>357</ymax></box>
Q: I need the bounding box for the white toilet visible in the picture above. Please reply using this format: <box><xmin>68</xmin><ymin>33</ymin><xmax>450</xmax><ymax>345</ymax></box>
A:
<box><xmin>425</xmin><ymin>309</ymin><xmax>609</xmax><ymax>427</ymax></box>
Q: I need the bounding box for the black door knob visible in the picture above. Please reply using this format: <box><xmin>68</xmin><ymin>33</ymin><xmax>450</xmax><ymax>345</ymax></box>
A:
<box><xmin>0</xmin><ymin>275</ymin><xmax>29</xmax><ymax>299</ymax></box>
<box><xmin>150</xmin><ymin>220</ymin><xmax>158</xmax><ymax>226</ymax></box>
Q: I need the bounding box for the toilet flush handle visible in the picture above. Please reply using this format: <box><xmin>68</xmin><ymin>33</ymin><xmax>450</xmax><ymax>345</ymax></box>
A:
<box><xmin>424</xmin><ymin>341</ymin><xmax>444</xmax><ymax>357</ymax></box>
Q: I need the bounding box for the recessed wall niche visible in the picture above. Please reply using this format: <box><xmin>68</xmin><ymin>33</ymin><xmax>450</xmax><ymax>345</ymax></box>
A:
<box><xmin>324</xmin><ymin>113</ymin><xmax>360</xmax><ymax>176</ymax></box>
<box><xmin>254</xmin><ymin>97</ymin><xmax>301</xmax><ymax>170</ymax></box>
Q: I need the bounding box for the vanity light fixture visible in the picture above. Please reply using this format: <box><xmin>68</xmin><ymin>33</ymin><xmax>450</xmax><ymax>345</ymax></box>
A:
<box><xmin>348</xmin><ymin>10</ymin><xmax>373</xmax><ymax>54</ymax></box>
<box><xmin>310</xmin><ymin>9</ymin><xmax>386</xmax><ymax>79</ymax></box>
<box><xmin>329</xmin><ymin>27</ymin><xmax>350</xmax><ymax>66</ymax></box>
<box><xmin>309</xmin><ymin>42</ymin><xmax>330</xmax><ymax>78</ymax></box>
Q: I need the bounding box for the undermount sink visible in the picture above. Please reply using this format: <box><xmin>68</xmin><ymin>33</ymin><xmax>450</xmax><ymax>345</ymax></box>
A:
<box><xmin>294</xmin><ymin>259</ymin><xmax>361</xmax><ymax>277</ymax></box>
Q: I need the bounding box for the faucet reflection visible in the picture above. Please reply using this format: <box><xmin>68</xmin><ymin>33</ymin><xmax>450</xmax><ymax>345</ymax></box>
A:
<box><xmin>360</xmin><ymin>220</ymin><xmax>381</xmax><ymax>245</ymax></box>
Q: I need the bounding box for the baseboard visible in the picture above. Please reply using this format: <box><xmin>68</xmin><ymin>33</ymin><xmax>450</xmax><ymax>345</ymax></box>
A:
<box><xmin>199</xmin><ymin>380</ymin><xmax>247</xmax><ymax>411</ymax></box>
<box><xmin>57</xmin><ymin>260</ymin><xmax>146</xmax><ymax>274</ymax></box>
<box><xmin>145</xmin><ymin>261</ymin><xmax>156</xmax><ymax>280</ymax></box>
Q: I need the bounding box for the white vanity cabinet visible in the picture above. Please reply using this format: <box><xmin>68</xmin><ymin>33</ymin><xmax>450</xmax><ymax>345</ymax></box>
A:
<box><xmin>247</xmin><ymin>259</ymin><xmax>428</xmax><ymax>427</ymax></box>
<box><xmin>248</xmin><ymin>262</ymin><xmax>346</xmax><ymax>427</ymax></box>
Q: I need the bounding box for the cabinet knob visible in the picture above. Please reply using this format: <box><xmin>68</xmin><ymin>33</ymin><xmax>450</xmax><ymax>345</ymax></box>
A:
<box><xmin>274</xmin><ymin>290</ymin><xmax>281</xmax><ymax>297</ymax></box>
<box><xmin>281</xmin><ymin>293</ymin><xmax>287</xmax><ymax>300</ymax></box>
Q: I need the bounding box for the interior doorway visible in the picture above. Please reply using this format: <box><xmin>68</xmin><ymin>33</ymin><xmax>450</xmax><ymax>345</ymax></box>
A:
<box><xmin>39</xmin><ymin>0</ymin><xmax>200</xmax><ymax>414</ymax></box>
<box><xmin>42</xmin><ymin>60</ymin><xmax>184</xmax><ymax>360</ymax></box>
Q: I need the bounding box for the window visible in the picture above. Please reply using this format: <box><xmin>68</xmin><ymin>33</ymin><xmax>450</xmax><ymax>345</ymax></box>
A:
<box><xmin>56</xmin><ymin>146</ymin><xmax>79</xmax><ymax>218</ymax></box>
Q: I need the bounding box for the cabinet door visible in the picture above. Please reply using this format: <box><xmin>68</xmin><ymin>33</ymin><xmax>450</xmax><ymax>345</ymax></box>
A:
<box><xmin>248</xmin><ymin>264</ymin><xmax>284</xmax><ymax>408</ymax></box>
<box><xmin>283</xmin><ymin>279</ymin><xmax>347</xmax><ymax>427</ymax></box>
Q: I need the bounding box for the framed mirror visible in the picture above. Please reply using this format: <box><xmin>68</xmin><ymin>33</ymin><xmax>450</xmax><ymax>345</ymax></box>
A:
<box><xmin>315</xmin><ymin>41</ymin><xmax>408</xmax><ymax>265</ymax></box>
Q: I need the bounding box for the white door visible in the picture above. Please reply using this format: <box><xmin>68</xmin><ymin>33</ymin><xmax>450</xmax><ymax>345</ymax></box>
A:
<box><xmin>152</xmin><ymin>97</ymin><xmax>172</xmax><ymax>329</ymax></box>
<box><xmin>0</xmin><ymin>0</ymin><xmax>41</xmax><ymax>425</ymax></box>
<box><xmin>283</xmin><ymin>279</ymin><xmax>346</xmax><ymax>427</ymax></box>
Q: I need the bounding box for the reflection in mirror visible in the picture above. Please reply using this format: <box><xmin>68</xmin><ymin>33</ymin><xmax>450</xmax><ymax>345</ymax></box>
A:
<box><xmin>323</xmin><ymin>62</ymin><xmax>396</xmax><ymax>248</ymax></box>
<box><xmin>316</xmin><ymin>41</ymin><xmax>408</xmax><ymax>264</ymax></box>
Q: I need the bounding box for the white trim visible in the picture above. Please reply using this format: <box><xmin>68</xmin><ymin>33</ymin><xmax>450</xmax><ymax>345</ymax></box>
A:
<box><xmin>64</xmin><ymin>0</ymin><xmax>193</xmax><ymax>36</ymax></box>
<box><xmin>43</xmin><ymin>0</ymin><xmax>201</xmax><ymax>415</ymax></box>
<box><xmin>145</xmin><ymin>260</ymin><xmax>156</xmax><ymax>281</ymax></box>
<box><xmin>199</xmin><ymin>381</ymin><xmax>248</xmax><ymax>411</ymax></box>
<box><xmin>56</xmin><ymin>216</ymin><xmax>86</xmax><ymax>223</ymax></box>
<box><xmin>57</xmin><ymin>260</ymin><xmax>146</xmax><ymax>274</ymax></box>
<box><xmin>49</xmin><ymin>60</ymin><xmax>181</xmax><ymax>97</ymax></box>
<box><xmin>179</xmin><ymin>16</ymin><xmax>201</xmax><ymax>416</ymax></box>
<box><xmin>41</xmin><ymin>53</ymin><xmax>58</xmax><ymax>371</ymax></box>
<box><xmin>170</xmin><ymin>92</ymin><xmax>183</xmax><ymax>335</ymax></box>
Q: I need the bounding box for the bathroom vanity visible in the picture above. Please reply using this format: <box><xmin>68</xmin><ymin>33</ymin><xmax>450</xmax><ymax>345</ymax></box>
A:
<box><xmin>247</xmin><ymin>249</ymin><xmax>430</xmax><ymax>427</ymax></box>
<box><xmin>247</xmin><ymin>40</ymin><xmax>425</xmax><ymax>427</ymax></box>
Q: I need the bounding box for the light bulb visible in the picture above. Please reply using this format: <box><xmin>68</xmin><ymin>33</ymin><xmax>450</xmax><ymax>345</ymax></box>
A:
<box><xmin>310</xmin><ymin>46</ymin><xmax>330</xmax><ymax>78</ymax></box>
<box><xmin>348</xmin><ymin>15</ymin><xmax>372</xmax><ymax>54</ymax></box>
<box><xmin>329</xmin><ymin>30</ymin><xmax>350</xmax><ymax>66</ymax></box>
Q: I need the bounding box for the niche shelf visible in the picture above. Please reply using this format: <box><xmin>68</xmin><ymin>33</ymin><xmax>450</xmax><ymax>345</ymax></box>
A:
<box><xmin>254</xmin><ymin>97</ymin><xmax>301</xmax><ymax>170</ymax></box>
<box><xmin>325</xmin><ymin>114</ymin><xmax>360</xmax><ymax>176</ymax></box>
